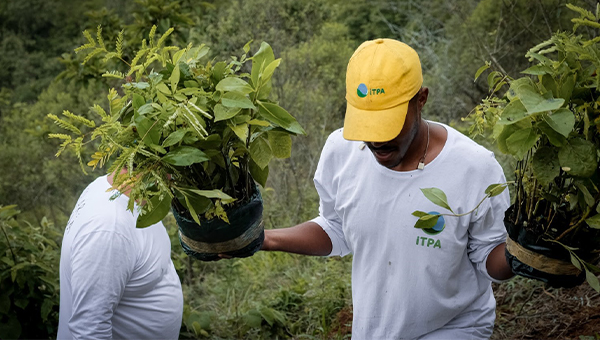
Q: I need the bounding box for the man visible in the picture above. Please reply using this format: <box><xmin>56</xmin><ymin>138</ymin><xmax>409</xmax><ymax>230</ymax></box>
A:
<box><xmin>57</xmin><ymin>171</ymin><xmax>183</xmax><ymax>339</ymax></box>
<box><xmin>261</xmin><ymin>39</ymin><xmax>514</xmax><ymax>339</ymax></box>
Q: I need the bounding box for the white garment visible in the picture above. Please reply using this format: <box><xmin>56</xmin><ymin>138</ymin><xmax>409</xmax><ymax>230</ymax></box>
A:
<box><xmin>312</xmin><ymin>123</ymin><xmax>510</xmax><ymax>340</ymax></box>
<box><xmin>58</xmin><ymin>176</ymin><xmax>183</xmax><ymax>340</ymax></box>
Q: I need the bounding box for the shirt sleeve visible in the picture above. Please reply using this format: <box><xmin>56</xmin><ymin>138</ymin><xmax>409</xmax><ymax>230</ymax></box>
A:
<box><xmin>68</xmin><ymin>228</ymin><xmax>134</xmax><ymax>339</ymax></box>
<box><xmin>312</xmin><ymin>132</ymin><xmax>352</xmax><ymax>257</ymax></box>
<box><xmin>467</xmin><ymin>165</ymin><xmax>511</xmax><ymax>283</ymax></box>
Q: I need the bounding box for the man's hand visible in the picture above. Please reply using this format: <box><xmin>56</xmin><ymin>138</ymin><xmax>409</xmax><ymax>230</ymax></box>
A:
<box><xmin>261</xmin><ymin>221</ymin><xmax>333</xmax><ymax>256</ymax></box>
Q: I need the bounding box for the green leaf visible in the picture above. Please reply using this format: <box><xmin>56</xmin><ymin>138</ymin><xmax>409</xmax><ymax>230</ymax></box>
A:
<box><xmin>521</xmin><ymin>65</ymin><xmax>553</xmax><ymax>75</ymax></box>
<box><xmin>162</xmin><ymin>129</ymin><xmax>188</xmax><ymax>147</ymax></box>
<box><xmin>170</xmin><ymin>63</ymin><xmax>180</xmax><ymax>90</ymax></box>
<box><xmin>559</xmin><ymin>74</ymin><xmax>576</xmax><ymax>103</ymax></box>
<box><xmin>487</xmin><ymin>71</ymin><xmax>502</xmax><ymax>92</ymax></box>
<box><xmin>0</xmin><ymin>315</ymin><xmax>21</xmax><ymax>339</ymax></box>
<box><xmin>251</xmin><ymin>42</ymin><xmax>275</xmax><ymax>87</ymax></box>
<box><xmin>484</xmin><ymin>183</ymin><xmax>507</xmax><ymax>197</ymax></box>
<box><xmin>229</xmin><ymin>123</ymin><xmax>248</xmax><ymax>142</ymax></box>
<box><xmin>216</xmin><ymin>77</ymin><xmax>254</xmax><ymax>94</ymax></box>
<box><xmin>249</xmin><ymin>136</ymin><xmax>273</xmax><ymax>169</ymax></box>
<box><xmin>585</xmin><ymin>268</ymin><xmax>600</xmax><ymax>292</ymax></box>
<box><xmin>544</xmin><ymin>108</ymin><xmax>575</xmax><ymax>137</ymax></box>
<box><xmin>532</xmin><ymin>147</ymin><xmax>560</xmax><ymax>186</ymax></box>
<box><xmin>162</xmin><ymin>146</ymin><xmax>209</xmax><ymax>166</ymax></box>
<box><xmin>248</xmin><ymin>119</ymin><xmax>270</xmax><ymax>127</ymax></box>
<box><xmin>214</xmin><ymin>104</ymin><xmax>242</xmax><ymax>122</ymax></box>
<box><xmin>414</xmin><ymin>214</ymin><xmax>441</xmax><ymax>229</ymax></box>
<box><xmin>474</xmin><ymin>63</ymin><xmax>490</xmax><ymax>81</ymax></box>
<box><xmin>186</xmin><ymin>189</ymin><xmax>234</xmax><ymax>200</ymax></box>
<box><xmin>267</xmin><ymin>131</ymin><xmax>292</xmax><ymax>158</ymax></box>
<box><xmin>132</xmin><ymin>93</ymin><xmax>145</xmax><ymax>109</ymax></box>
<box><xmin>558</xmin><ymin>138</ymin><xmax>598</xmax><ymax>177</ymax></box>
<box><xmin>411</xmin><ymin>210</ymin><xmax>429</xmax><ymax>218</ymax></box>
<box><xmin>517</xmin><ymin>84</ymin><xmax>564</xmax><ymax>114</ymax></box>
<box><xmin>585</xmin><ymin>214</ymin><xmax>600</xmax><ymax>229</ymax></box>
<box><xmin>41</xmin><ymin>299</ymin><xmax>54</xmax><ymax>321</ymax></box>
<box><xmin>498</xmin><ymin>100</ymin><xmax>529</xmax><ymax>125</ymax></box>
<box><xmin>250</xmin><ymin>160</ymin><xmax>269</xmax><ymax>187</ymax></box>
<box><xmin>221</xmin><ymin>92</ymin><xmax>256</xmax><ymax>109</ymax></box>
<box><xmin>538</xmin><ymin>121</ymin><xmax>567</xmax><ymax>147</ymax></box>
<box><xmin>506</xmin><ymin>128</ymin><xmax>539</xmax><ymax>160</ymax></box>
<box><xmin>156</xmin><ymin>83</ymin><xmax>171</xmax><ymax>94</ymax></box>
<box><xmin>570</xmin><ymin>253</ymin><xmax>582</xmax><ymax>270</ymax></box>
<box><xmin>260</xmin><ymin>58</ymin><xmax>281</xmax><ymax>82</ymax></box>
<box><xmin>420</xmin><ymin>188</ymin><xmax>454</xmax><ymax>213</ymax></box>
<box><xmin>258</xmin><ymin>102</ymin><xmax>305</xmax><ymax>135</ymax></box>
<box><xmin>137</xmin><ymin>195</ymin><xmax>172</xmax><ymax>228</ymax></box>
<box><xmin>134</xmin><ymin>112</ymin><xmax>160</xmax><ymax>146</ymax></box>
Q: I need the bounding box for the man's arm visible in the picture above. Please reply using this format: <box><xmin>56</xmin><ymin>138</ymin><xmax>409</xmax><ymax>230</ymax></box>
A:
<box><xmin>261</xmin><ymin>221</ymin><xmax>333</xmax><ymax>256</ymax></box>
<box><xmin>486</xmin><ymin>242</ymin><xmax>514</xmax><ymax>281</ymax></box>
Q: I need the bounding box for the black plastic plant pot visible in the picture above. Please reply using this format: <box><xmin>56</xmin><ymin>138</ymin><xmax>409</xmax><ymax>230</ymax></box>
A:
<box><xmin>504</xmin><ymin>208</ymin><xmax>586</xmax><ymax>288</ymax></box>
<box><xmin>172</xmin><ymin>184</ymin><xmax>264</xmax><ymax>262</ymax></box>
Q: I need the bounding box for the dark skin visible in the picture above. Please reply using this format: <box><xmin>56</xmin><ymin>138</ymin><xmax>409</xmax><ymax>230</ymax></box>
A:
<box><xmin>261</xmin><ymin>87</ymin><xmax>514</xmax><ymax>281</ymax></box>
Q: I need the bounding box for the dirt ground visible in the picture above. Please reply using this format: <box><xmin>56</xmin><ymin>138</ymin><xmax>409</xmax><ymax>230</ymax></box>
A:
<box><xmin>492</xmin><ymin>275</ymin><xmax>600</xmax><ymax>340</ymax></box>
<box><xmin>330</xmin><ymin>275</ymin><xmax>600</xmax><ymax>339</ymax></box>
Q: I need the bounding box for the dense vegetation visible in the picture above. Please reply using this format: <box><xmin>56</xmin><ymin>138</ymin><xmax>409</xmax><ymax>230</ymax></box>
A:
<box><xmin>1</xmin><ymin>0</ymin><xmax>599</xmax><ymax>338</ymax></box>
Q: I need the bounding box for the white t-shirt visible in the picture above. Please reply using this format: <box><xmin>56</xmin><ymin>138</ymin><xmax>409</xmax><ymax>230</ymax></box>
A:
<box><xmin>312</xmin><ymin>124</ymin><xmax>510</xmax><ymax>340</ymax></box>
<box><xmin>58</xmin><ymin>176</ymin><xmax>183</xmax><ymax>340</ymax></box>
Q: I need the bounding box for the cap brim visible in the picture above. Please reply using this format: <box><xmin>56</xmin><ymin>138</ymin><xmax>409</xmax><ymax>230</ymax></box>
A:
<box><xmin>343</xmin><ymin>101</ymin><xmax>409</xmax><ymax>142</ymax></box>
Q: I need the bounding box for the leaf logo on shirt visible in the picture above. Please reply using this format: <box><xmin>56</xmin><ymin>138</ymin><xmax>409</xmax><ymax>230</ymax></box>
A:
<box><xmin>422</xmin><ymin>212</ymin><xmax>445</xmax><ymax>235</ymax></box>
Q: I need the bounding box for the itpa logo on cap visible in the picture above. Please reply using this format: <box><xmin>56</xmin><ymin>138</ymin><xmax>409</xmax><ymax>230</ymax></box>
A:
<box><xmin>357</xmin><ymin>83</ymin><xmax>385</xmax><ymax>98</ymax></box>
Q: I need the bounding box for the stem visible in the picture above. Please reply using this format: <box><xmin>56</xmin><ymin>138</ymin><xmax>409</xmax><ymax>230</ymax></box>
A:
<box><xmin>0</xmin><ymin>222</ymin><xmax>17</xmax><ymax>265</ymax></box>
<box><xmin>555</xmin><ymin>208</ymin><xmax>592</xmax><ymax>241</ymax></box>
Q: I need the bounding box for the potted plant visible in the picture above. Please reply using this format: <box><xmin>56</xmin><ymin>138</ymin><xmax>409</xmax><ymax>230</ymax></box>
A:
<box><xmin>48</xmin><ymin>26</ymin><xmax>305</xmax><ymax>261</ymax></box>
<box><xmin>413</xmin><ymin>4</ymin><xmax>600</xmax><ymax>291</ymax></box>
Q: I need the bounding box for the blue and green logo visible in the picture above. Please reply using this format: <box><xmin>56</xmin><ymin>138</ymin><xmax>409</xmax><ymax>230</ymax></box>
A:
<box><xmin>357</xmin><ymin>83</ymin><xmax>368</xmax><ymax>97</ymax></box>
<box><xmin>423</xmin><ymin>212</ymin><xmax>445</xmax><ymax>235</ymax></box>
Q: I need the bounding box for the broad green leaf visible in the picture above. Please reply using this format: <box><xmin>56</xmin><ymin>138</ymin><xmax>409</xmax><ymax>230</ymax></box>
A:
<box><xmin>474</xmin><ymin>63</ymin><xmax>490</xmax><ymax>81</ymax></box>
<box><xmin>586</xmin><ymin>269</ymin><xmax>600</xmax><ymax>292</ymax></box>
<box><xmin>506</xmin><ymin>128</ymin><xmax>539</xmax><ymax>160</ymax></box>
<box><xmin>570</xmin><ymin>253</ymin><xmax>582</xmax><ymax>270</ymax></box>
<box><xmin>420</xmin><ymin>188</ymin><xmax>454</xmax><ymax>213</ymax></box>
<box><xmin>134</xmin><ymin>113</ymin><xmax>160</xmax><ymax>146</ymax></box>
<box><xmin>576</xmin><ymin>181</ymin><xmax>595</xmax><ymax>207</ymax></box>
<box><xmin>162</xmin><ymin>129</ymin><xmax>188</xmax><ymax>147</ymax></box>
<box><xmin>172</xmin><ymin>49</ymin><xmax>185</xmax><ymax>64</ymax></box>
<box><xmin>170</xmin><ymin>63</ymin><xmax>180</xmax><ymax>90</ymax></box>
<box><xmin>484</xmin><ymin>183</ymin><xmax>507</xmax><ymax>197</ymax></box>
<box><xmin>156</xmin><ymin>83</ymin><xmax>171</xmax><ymax>94</ymax></box>
<box><xmin>258</xmin><ymin>102</ymin><xmax>305</xmax><ymax>135</ymax></box>
<box><xmin>559</xmin><ymin>73</ymin><xmax>576</xmax><ymax>103</ymax></box>
<box><xmin>267</xmin><ymin>131</ymin><xmax>292</xmax><ymax>158</ymax></box>
<box><xmin>251</xmin><ymin>42</ymin><xmax>275</xmax><ymax>87</ymax></box>
<box><xmin>521</xmin><ymin>65</ymin><xmax>553</xmax><ymax>75</ymax></box>
<box><xmin>215</xmin><ymin>77</ymin><xmax>254</xmax><ymax>94</ymax></box>
<box><xmin>516</xmin><ymin>84</ymin><xmax>564</xmax><ymax>114</ymax></box>
<box><xmin>558</xmin><ymin>138</ymin><xmax>598</xmax><ymax>177</ymax></box>
<box><xmin>411</xmin><ymin>210</ymin><xmax>429</xmax><ymax>218</ymax></box>
<box><xmin>498</xmin><ymin>100</ymin><xmax>529</xmax><ymax>125</ymax></box>
<box><xmin>221</xmin><ymin>92</ymin><xmax>256</xmax><ymax>109</ymax></box>
<box><xmin>538</xmin><ymin>121</ymin><xmax>567</xmax><ymax>146</ymax></box>
<box><xmin>136</xmin><ymin>195</ymin><xmax>172</xmax><ymax>228</ymax></box>
<box><xmin>248</xmin><ymin>119</ymin><xmax>270</xmax><ymax>127</ymax></box>
<box><xmin>487</xmin><ymin>71</ymin><xmax>502</xmax><ymax>92</ymax></box>
<box><xmin>176</xmin><ymin>191</ymin><xmax>211</xmax><ymax>216</ymax></box>
<box><xmin>414</xmin><ymin>214</ymin><xmax>441</xmax><ymax>229</ymax></box>
<box><xmin>132</xmin><ymin>93</ymin><xmax>145</xmax><ymax>109</ymax></box>
<box><xmin>230</xmin><ymin>123</ymin><xmax>249</xmax><ymax>142</ymax></box>
<box><xmin>544</xmin><ymin>108</ymin><xmax>575</xmax><ymax>137</ymax></box>
<box><xmin>214</xmin><ymin>104</ymin><xmax>242</xmax><ymax>122</ymax></box>
<box><xmin>249</xmin><ymin>159</ymin><xmax>269</xmax><ymax>187</ymax></box>
<box><xmin>260</xmin><ymin>58</ymin><xmax>281</xmax><ymax>82</ymax></box>
<box><xmin>532</xmin><ymin>147</ymin><xmax>560</xmax><ymax>186</ymax></box>
<box><xmin>162</xmin><ymin>146</ymin><xmax>209</xmax><ymax>166</ymax></box>
<box><xmin>187</xmin><ymin>189</ymin><xmax>233</xmax><ymax>200</ymax></box>
<box><xmin>585</xmin><ymin>214</ymin><xmax>600</xmax><ymax>229</ymax></box>
<box><xmin>249</xmin><ymin>135</ymin><xmax>273</xmax><ymax>169</ymax></box>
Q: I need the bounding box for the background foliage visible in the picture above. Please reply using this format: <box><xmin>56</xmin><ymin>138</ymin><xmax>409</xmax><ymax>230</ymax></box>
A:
<box><xmin>1</xmin><ymin>0</ymin><xmax>599</xmax><ymax>339</ymax></box>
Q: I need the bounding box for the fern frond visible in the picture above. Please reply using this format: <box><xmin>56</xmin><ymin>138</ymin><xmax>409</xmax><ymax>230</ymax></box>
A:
<box><xmin>48</xmin><ymin>133</ymin><xmax>72</xmax><ymax>140</ymax></box>
<box><xmin>151</xmin><ymin>170</ymin><xmax>174</xmax><ymax>198</ymax></box>
<box><xmin>72</xmin><ymin>137</ymin><xmax>87</xmax><ymax>174</ymax></box>
<box><xmin>102</xmin><ymin>52</ymin><xmax>118</xmax><ymax>63</ymax></box>
<box><xmin>74</xmin><ymin>30</ymin><xmax>96</xmax><ymax>53</ymax></box>
<box><xmin>47</xmin><ymin>114</ymin><xmax>82</xmax><ymax>135</ymax></box>
<box><xmin>96</xmin><ymin>25</ymin><xmax>105</xmax><ymax>49</ymax></box>
<box><xmin>82</xmin><ymin>48</ymin><xmax>105</xmax><ymax>66</ymax></box>
<box><xmin>156</xmin><ymin>28</ymin><xmax>174</xmax><ymax>49</ymax></box>
<box><xmin>130</xmin><ymin>49</ymin><xmax>148</xmax><ymax>69</ymax></box>
<box><xmin>55</xmin><ymin>138</ymin><xmax>73</xmax><ymax>157</ymax></box>
<box><xmin>149</xmin><ymin>25</ymin><xmax>157</xmax><ymax>47</ymax></box>
<box><xmin>91</xmin><ymin>104</ymin><xmax>108</xmax><ymax>120</ymax></box>
<box><xmin>143</xmin><ymin>56</ymin><xmax>159</xmax><ymax>69</ymax></box>
<box><xmin>62</xmin><ymin>110</ymin><xmax>96</xmax><ymax>128</ymax></box>
<box><xmin>102</xmin><ymin>70</ymin><xmax>125</xmax><ymax>80</ymax></box>
<box><xmin>567</xmin><ymin>4</ymin><xmax>596</xmax><ymax>21</ymax></box>
<box><xmin>141</xmin><ymin>39</ymin><xmax>147</xmax><ymax>50</ymax></box>
<box><xmin>572</xmin><ymin>18</ymin><xmax>600</xmax><ymax>30</ymax></box>
<box><xmin>116</xmin><ymin>29</ymin><xmax>124</xmax><ymax>58</ymax></box>
<box><xmin>127</xmin><ymin>64</ymin><xmax>144</xmax><ymax>77</ymax></box>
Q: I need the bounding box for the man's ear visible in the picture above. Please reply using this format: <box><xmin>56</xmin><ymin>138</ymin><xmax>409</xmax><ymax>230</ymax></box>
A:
<box><xmin>417</xmin><ymin>87</ymin><xmax>429</xmax><ymax>111</ymax></box>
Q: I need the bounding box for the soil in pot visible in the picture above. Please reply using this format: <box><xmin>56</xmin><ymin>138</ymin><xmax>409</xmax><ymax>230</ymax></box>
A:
<box><xmin>172</xmin><ymin>183</ymin><xmax>264</xmax><ymax>262</ymax></box>
<box><xmin>504</xmin><ymin>205</ymin><xmax>590</xmax><ymax>288</ymax></box>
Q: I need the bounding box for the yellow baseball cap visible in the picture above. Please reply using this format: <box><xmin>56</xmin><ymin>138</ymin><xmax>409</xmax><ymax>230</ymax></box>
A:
<box><xmin>343</xmin><ymin>38</ymin><xmax>423</xmax><ymax>142</ymax></box>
